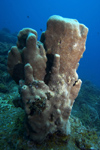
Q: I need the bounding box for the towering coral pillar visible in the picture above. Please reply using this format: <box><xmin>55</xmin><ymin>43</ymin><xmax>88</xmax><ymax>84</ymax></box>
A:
<box><xmin>7</xmin><ymin>15</ymin><xmax>88</xmax><ymax>143</ymax></box>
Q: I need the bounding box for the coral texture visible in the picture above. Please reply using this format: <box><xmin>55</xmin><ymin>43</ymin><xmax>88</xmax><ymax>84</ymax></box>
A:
<box><xmin>7</xmin><ymin>15</ymin><xmax>88</xmax><ymax>143</ymax></box>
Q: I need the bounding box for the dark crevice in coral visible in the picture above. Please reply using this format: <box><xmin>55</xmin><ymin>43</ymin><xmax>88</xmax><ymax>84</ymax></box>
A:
<box><xmin>73</xmin><ymin>80</ymin><xmax>78</xmax><ymax>86</ymax></box>
<box><xmin>40</xmin><ymin>32</ymin><xmax>45</xmax><ymax>44</ymax></box>
<box><xmin>49</xmin><ymin>113</ymin><xmax>54</xmax><ymax>121</ymax></box>
<box><xmin>55</xmin><ymin>118</ymin><xmax>61</xmax><ymax>125</ymax></box>
<box><xmin>44</xmin><ymin>54</ymin><xmax>54</xmax><ymax>84</ymax></box>
<box><xmin>17</xmin><ymin>35</ymin><xmax>27</xmax><ymax>49</ymax></box>
<box><xmin>12</xmin><ymin>63</ymin><xmax>25</xmax><ymax>84</ymax></box>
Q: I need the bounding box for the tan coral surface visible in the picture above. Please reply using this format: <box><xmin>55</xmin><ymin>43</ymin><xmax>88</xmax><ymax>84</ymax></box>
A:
<box><xmin>7</xmin><ymin>15</ymin><xmax>88</xmax><ymax>143</ymax></box>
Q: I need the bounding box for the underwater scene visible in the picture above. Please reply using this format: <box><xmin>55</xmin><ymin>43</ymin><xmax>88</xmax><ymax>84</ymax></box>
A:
<box><xmin>0</xmin><ymin>0</ymin><xmax>100</xmax><ymax>150</ymax></box>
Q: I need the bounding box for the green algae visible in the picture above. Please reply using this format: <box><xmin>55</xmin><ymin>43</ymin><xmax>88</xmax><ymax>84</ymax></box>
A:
<box><xmin>0</xmin><ymin>97</ymin><xmax>100</xmax><ymax>150</ymax></box>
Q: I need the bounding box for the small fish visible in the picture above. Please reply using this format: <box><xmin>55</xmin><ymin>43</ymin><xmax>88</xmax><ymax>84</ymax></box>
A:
<box><xmin>40</xmin><ymin>28</ymin><xmax>42</xmax><ymax>32</ymax></box>
<box><xmin>27</xmin><ymin>16</ymin><xmax>29</xmax><ymax>18</ymax></box>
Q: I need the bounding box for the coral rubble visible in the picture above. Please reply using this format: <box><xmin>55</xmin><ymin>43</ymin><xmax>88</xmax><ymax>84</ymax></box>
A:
<box><xmin>7</xmin><ymin>15</ymin><xmax>88</xmax><ymax>143</ymax></box>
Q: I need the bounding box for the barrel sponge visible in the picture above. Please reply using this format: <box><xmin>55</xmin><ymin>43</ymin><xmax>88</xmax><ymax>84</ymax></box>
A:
<box><xmin>7</xmin><ymin>15</ymin><xmax>88</xmax><ymax>143</ymax></box>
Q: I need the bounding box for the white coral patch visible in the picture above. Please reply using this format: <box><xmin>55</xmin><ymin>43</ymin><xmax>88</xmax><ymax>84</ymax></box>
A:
<box><xmin>73</xmin><ymin>43</ymin><xmax>78</xmax><ymax>49</ymax></box>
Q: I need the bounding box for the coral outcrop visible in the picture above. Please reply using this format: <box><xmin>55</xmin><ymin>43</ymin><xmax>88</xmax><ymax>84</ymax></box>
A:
<box><xmin>7</xmin><ymin>15</ymin><xmax>88</xmax><ymax>143</ymax></box>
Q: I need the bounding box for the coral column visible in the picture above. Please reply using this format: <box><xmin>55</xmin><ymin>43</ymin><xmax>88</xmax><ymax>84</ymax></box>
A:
<box><xmin>7</xmin><ymin>15</ymin><xmax>88</xmax><ymax>143</ymax></box>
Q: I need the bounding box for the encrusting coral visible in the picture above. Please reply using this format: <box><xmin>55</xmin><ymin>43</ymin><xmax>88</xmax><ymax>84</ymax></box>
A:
<box><xmin>7</xmin><ymin>15</ymin><xmax>88</xmax><ymax>143</ymax></box>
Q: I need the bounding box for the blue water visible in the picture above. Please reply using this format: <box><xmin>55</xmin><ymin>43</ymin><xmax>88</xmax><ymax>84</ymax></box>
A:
<box><xmin>0</xmin><ymin>0</ymin><xmax>100</xmax><ymax>87</ymax></box>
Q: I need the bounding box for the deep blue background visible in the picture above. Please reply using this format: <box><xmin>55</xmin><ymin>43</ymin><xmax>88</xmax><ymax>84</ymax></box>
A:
<box><xmin>0</xmin><ymin>0</ymin><xmax>100</xmax><ymax>87</ymax></box>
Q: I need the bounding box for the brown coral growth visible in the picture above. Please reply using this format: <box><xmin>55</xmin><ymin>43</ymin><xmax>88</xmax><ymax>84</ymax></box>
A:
<box><xmin>7</xmin><ymin>15</ymin><xmax>88</xmax><ymax>143</ymax></box>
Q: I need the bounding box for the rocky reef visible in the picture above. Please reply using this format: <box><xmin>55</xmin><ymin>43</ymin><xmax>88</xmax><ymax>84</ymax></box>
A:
<box><xmin>7</xmin><ymin>15</ymin><xmax>88</xmax><ymax>143</ymax></box>
<box><xmin>0</xmin><ymin>28</ymin><xmax>17</xmax><ymax>43</ymax></box>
